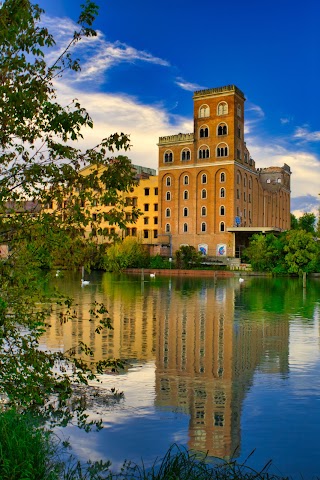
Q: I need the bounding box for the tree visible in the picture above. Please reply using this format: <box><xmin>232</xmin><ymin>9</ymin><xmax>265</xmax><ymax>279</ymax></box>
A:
<box><xmin>284</xmin><ymin>229</ymin><xmax>318</xmax><ymax>275</ymax></box>
<box><xmin>298</xmin><ymin>213</ymin><xmax>316</xmax><ymax>234</ymax></box>
<box><xmin>102</xmin><ymin>237</ymin><xmax>150</xmax><ymax>272</ymax></box>
<box><xmin>290</xmin><ymin>213</ymin><xmax>299</xmax><ymax>230</ymax></box>
<box><xmin>0</xmin><ymin>0</ymin><xmax>137</xmax><ymax>427</ymax></box>
<box><xmin>175</xmin><ymin>245</ymin><xmax>202</xmax><ymax>269</ymax></box>
<box><xmin>243</xmin><ymin>233</ymin><xmax>285</xmax><ymax>273</ymax></box>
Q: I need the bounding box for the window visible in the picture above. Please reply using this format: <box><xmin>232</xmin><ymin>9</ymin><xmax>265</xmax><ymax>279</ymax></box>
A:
<box><xmin>144</xmin><ymin>188</ymin><xmax>150</xmax><ymax>196</ymax></box>
<box><xmin>249</xmin><ymin>193</ymin><xmax>251</xmax><ymax>203</ymax></box>
<box><xmin>198</xmin><ymin>147</ymin><xmax>210</xmax><ymax>159</ymax></box>
<box><xmin>237</xmin><ymin>104</ymin><xmax>241</xmax><ymax>117</ymax></box>
<box><xmin>164</xmin><ymin>151</ymin><xmax>173</xmax><ymax>163</ymax></box>
<box><xmin>92</xmin><ymin>213</ymin><xmax>97</xmax><ymax>221</ymax></box>
<box><xmin>237</xmin><ymin>149</ymin><xmax>241</xmax><ymax>160</ymax></box>
<box><xmin>220</xmin><ymin>206</ymin><xmax>225</xmax><ymax>216</ymax></box>
<box><xmin>144</xmin><ymin>204</ymin><xmax>149</xmax><ymax>212</ymax></box>
<box><xmin>244</xmin><ymin>208</ymin><xmax>246</xmax><ymax>219</ymax></box>
<box><xmin>183</xmin><ymin>223</ymin><xmax>188</xmax><ymax>233</ymax></box>
<box><xmin>217</xmin><ymin>144</ymin><xmax>228</xmax><ymax>157</ymax></box>
<box><xmin>154</xmin><ymin>230</ymin><xmax>158</xmax><ymax>238</ymax></box>
<box><xmin>183</xmin><ymin>190</ymin><xmax>189</xmax><ymax>200</ymax></box>
<box><xmin>144</xmin><ymin>217</ymin><xmax>149</xmax><ymax>225</ymax></box>
<box><xmin>166</xmin><ymin>176</ymin><xmax>171</xmax><ymax>187</ymax></box>
<box><xmin>144</xmin><ymin>230</ymin><xmax>149</xmax><ymax>239</ymax></box>
<box><xmin>217</xmin><ymin>102</ymin><xmax>228</xmax><ymax>115</ymax></box>
<box><xmin>183</xmin><ymin>175</ymin><xmax>189</xmax><ymax>185</ymax></box>
<box><xmin>201</xmin><ymin>222</ymin><xmax>207</xmax><ymax>232</ymax></box>
<box><xmin>220</xmin><ymin>222</ymin><xmax>225</xmax><ymax>232</ymax></box>
<box><xmin>237</xmin><ymin>125</ymin><xmax>241</xmax><ymax>138</ymax></box>
<box><xmin>183</xmin><ymin>207</ymin><xmax>188</xmax><ymax>217</ymax></box>
<box><xmin>154</xmin><ymin>203</ymin><xmax>158</xmax><ymax>211</ymax></box>
<box><xmin>165</xmin><ymin>223</ymin><xmax>170</xmax><ymax>233</ymax></box>
<box><xmin>166</xmin><ymin>191</ymin><xmax>171</xmax><ymax>201</ymax></box>
<box><xmin>201</xmin><ymin>173</ymin><xmax>207</xmax><ymax>184</ymax></box>
<box><xmin>125</xmin><ymin>212</ymin><xmax>131</xmax><ymax>221</ymax></box>
<box><xmin>132</xmin><ymin>197</ymin><xmax>138</xmax><ymax>207</ymax></box>
<box><xmin>165</xmin><ymin>208</ymin><xmax>171</xmax><ymax>218</ymax></box>
<box><xmin>244</xmin><ymin>191</ymin><xmax>246</xmax><ymax>201</ymax></box>
<box><xmin>154</xmin><ymin>217</ymin><xmax>158</xmax><ymax>225</ymax></box>
<box><xmin>200</xmin><ymin>126</ymin><xmax>209</xmax><ymax>138</ymax></box>
<box><xmin>237</xmin><ymin>189</ymin><xmax>240</xmax><ymax>199</ymax></box>
<box><xmin>201</xmin><ymin>189</ymin><xmax>207</xmax><ymax>199</ymax></box>
<box><xmin>277</xmin><ymin>178</ymin><xmax>282</xmax><ymax>183</ymax></box>
<box><xmin>237</xmin><ymin>173</ymin><xmax>240</xmax><ymax>184</ymax></box>
<box><xmin>244</xmin><ymin>152</ymin><xmax>248</xmax><ymax>163</ymax></box>
<box><xmin>154</xmin><ymin>187</ymin><xmax>158</xmax><ymax>195</ymax></box>
<box><xmin>267</xmin><ymin>178</ymin><xmax>271</xmax><ymax>184</ymax></box>
<box><xmin>201</xmin><ymin>206</ymin><xmax>207</xmax><ymax>216</ymax></box>
<box><xmin>244</xmin><ymin>176</ymin><xmax>247</xmax><ymax>187</ymax></box>
<box><xmin>220</xmin><ymin>187</ymin><xmax>225</xmax><ymax>198</ymax></box>
<box><xmin>220</xmin><ymin>172</ymin><xmax>225</xmax><ymax>182</ymax></box>
<box><xmin>217</xmin><ymin>124</ymin><xmax>227</xmax><ymax>136</ymax></box>
<box><xmin>132</xmin><ymin>227</ymin><xmax>137</xmax><ymax>236</ymax></box>
<box><xmin>181</xmin><ymin>149</ymin><xmax>191</xmax><ymax>161</ymax></box>
<box><xmin>199</xmin><ymin>104</ymin><xmax>210</xmax><ymax>118</ymax></box>
<box><xmin>249</xmin><ymin>178</ymin><xmax>252</xmax><ymax>189</ymax></box>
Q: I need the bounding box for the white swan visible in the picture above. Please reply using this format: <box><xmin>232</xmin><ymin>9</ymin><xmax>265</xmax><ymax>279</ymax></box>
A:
<box><xmin>81</xmin><ymin>279</ymin><xmax>90</xmax><ymax>286</ymax></box>
<box><xmin>150</xmin><ymin>273</ymin><xmax>156</xmax><ymax>278</ymax></box>
<box><xmin>55</xmin><ymin>270</ymin><xmax>60</xmax><ymax>277</ymax></box>
<box><xmin>239</xmin><ymin>277</ymin><xmax>244</xmax><ymax>283</ymax></box>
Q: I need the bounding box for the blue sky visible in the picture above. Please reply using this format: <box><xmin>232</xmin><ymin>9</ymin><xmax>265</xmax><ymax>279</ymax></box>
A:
<box><xmin>37</xmin><ymin>0</ymin><xmax>319</xmax><ymax>217</ymax></box>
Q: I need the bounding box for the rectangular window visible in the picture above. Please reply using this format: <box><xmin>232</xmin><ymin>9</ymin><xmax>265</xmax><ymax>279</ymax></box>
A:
<box><xmin>237</xmin><ymin>189</ymin><xmax>240</xmax><ymax>200</ymax></box>
<box><xmin>244</xmin><ymin>191</ymin><xmax>246</xmax><ymax>201</ymax></box>
<box><xmin>154</xmin><ymin>230</ymin><xmax>158</xmax><ymax>239</ymax></box>
<box><xmin>154</xmin><ymin>187</ymin><xmax>158</xmax><ymax>195</ymax></box>
<box><xmin>144</xmin><ymin>217</ymin><xmax>149</xmax><ymax>225</ymax></box>
<box><xmin>92</xmin><ymin>213</ymin><xmax>97</xmax><ymax>221</ymax></box>
<box><xmin>244</xmin><ymin>153</ymin><xmax>248</xmax><ymax>163</ymax></box>
<box><xmin>244</xmin><ymin>208</ymin><xmax>246</xmax><ymax>218</ymax></box>
<box><xmin>144</xmin><ymin>204</ymin><xmax>149</xmax><ymax>212</ymax></box>
<box><xmin>132</xmin><ymin>197</ymin><xmax>138</xmax><ymax>207</ymax></box>
<box><xmin>125</xmin><ymin>197</ymin><xmax>132</xmax><ymax>206</ymax></box>
<box><xmin>144</xmin><ymin>188</ymin><xmax>150</xmax><ymax>196</ymax></box>
<box><xmin>249</xmin><ymin>193</ymin><xmax>251</xmax><ymax>203</ymax></box>
<box><xmin>237</xmin><ymin>149</ymin><xmax>241</xmax><ymax>160</ymax></box>
<box><xmin>237</xmin><ymin>127</ymin><xmax>241</xmax><ymax>138</ymax></box>
<box><xmin>154</xmin><ymin>203</ymin><xmax>158</xmax><ymax>211</ymax></box>
<box><xmin>132</xmin><ymin>228</ymin><xmax>137</xmax><ymax>236</ymax></box>
<box><xmin>125</xmin><ymin>212</ymin><xmax>131</xmax><ymax>221</ymax></box>
<box><xmin>143</xmin><ymin>230</ymin><xmax>149</xmax><ymax>239</ymax></box>
<box><xmin>154</xmin><ymin>217</ymin><xmax>158</xmax><ymax>225</ymax></box>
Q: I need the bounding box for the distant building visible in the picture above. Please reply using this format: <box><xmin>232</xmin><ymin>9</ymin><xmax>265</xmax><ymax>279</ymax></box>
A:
<box><xmin>157</xmin><ymin>85</ymin><xmax>291</xmax><ymax>258</ymax></box>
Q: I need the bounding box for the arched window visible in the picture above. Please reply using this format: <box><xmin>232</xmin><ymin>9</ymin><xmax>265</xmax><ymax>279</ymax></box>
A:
<box><xmin>198</xmin><ymin>147</ymin><xmax>210</xmax><ymax>159</ymax></box>
<box><xmin>220</xmin><ymin>187</ymin><xmax>225</xmax><ymax>198</ymax></box>
<box><xmin>244</xmin><ymin>176</ymin><xmax>247</xmax><ymax>187</ymax></box>
<box><xmin>217</xmin><ymin>144</ymin><xmax>228</xmax><ymax>157</ymax></box>
<box><xmin>166</xmin><ymin>191</ymin><xmax>171</xmax><ymax>201</ymax></box>
<box><xmin>199</xmin><ymin>104</ymin><xmax>210</xmax><ymax>118</ymax></box>
<box><xmin>165</xmin><ymin>223</ymin><xmax>170</xmax><ymax>233</ymax></box>
<box><xmin>183</xmin><ymin>223</ymin><xmax>188</xmax><ymax>233</ymax></box>
<box><xmin>220</xmin><ymin>205</ymin><xmax>225</xmax><ymax>216</ymax></box>
<box><xmin>220</xmin><ymin>222</ymin><xmax>225</xmax><ymax>232</ymax></box>
<box><xmin>183</xmin><ymin>190</ymin><xmax>189</xmax><ymax>200</ymax></box>
<box><xmin>183</xmin><ymin>207</ymin><xmax>188</xmax><ymax>217</ymax></box>
<box><xmin>201</xmin><ymin>173</ymin><xmax>207</xmax><ymax>184</ymax></box>
<box><xmin>166</xmin><ymin>176</ymin><xmax>171</xmax><ymax>187</ymax></box>
<box><xmin>217</xmin><ymin>102</ymin><xmax>228</xmax><ymax>115</ymax></box>
<box><xmin>249</xmin><ymin>178</ymin><xmax>252</xmax><ymax>189</ymax></box>
<box><xmin>201</xmin><ymin>222</ymin><xmax>207</xmax><ymax>232</ymax></box>
<box><xmin>200</xmin><ymin>126</ymin><xmax>209</xmax><ymax>138</ymax></box>
<box><xmin>217</xmin><ymin>123</ymin><xmax>227</xmax><ymax>136</ymax></box>
<box><xmin>165</xmin><ymin>208</ymin><xmax>171</xmax><ymax>218</ymax></box>
<box><xmin>181</xmin><ymin>149</ymin><xmax>191</xmax><ymax>161</ymax></box>
<box><xmin>220</xmin><ymin>172</ymin><xmax>226</xmax><ymax>182</ymax></box>
<box><xmin>201</xmin><ymin>206</ymin><xmax>207</xmax><ymax>216</ymax></box>
<box><xmin>237</xmin><ymin>172</ymin><xmax>240</xmax><ymax>184</ymax></box>
<box><xmin>164</xmin><ymin>150</ymin><xmax>173</xmax><ymax>163</ymax></box>
<box><xmin>201</xmin><ymin>189</ymin><xmax>207</xmax><ymax>199</ymax></box>
<box><xmin>183</xmin><ymin>175</ymin><xmax>189</xmax><ymax>185</ymax></box>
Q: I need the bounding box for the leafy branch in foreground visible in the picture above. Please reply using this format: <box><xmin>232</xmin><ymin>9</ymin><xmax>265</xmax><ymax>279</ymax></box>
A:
<box><xmin>0</xmin><ymin>0</ymin><xmax>135</xmax><ymax>428</ymax></box>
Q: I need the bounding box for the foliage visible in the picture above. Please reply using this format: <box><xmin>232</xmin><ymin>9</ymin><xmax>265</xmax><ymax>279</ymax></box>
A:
<box><xmin>175</xmin><ymin>245</ymin><xmax>202</xmax><ymax>269</ymax></box>
<box><xmin>101</xmin><ymin>237</ymin><xmax>150</xmax><ymax>272</ymax></box>
<box><xmin>149</xmin><ymin>254</ymin><xmax>173</xmax><ymax>269</ymax></box>
<box><xmin>283</xmin><ymin>229</ymin><xmax>318</xmax><ymax>274</ymax></box>
<box><xmin>297</xmin><ymin>212</ymin><xmax>316</xmax><ymax>234</ymax></box>
<box><xmin>290</xmin><ymin>213</ymin><xmax>298</xmax><ymax>230</ymax></box>
<box><xmin>244</xmin><ymin>231</ymin><xmax>319</xmax><ymax>275</ymax></box>
<box><xmin>0</xmin><ymin>0</ymin><xmax>137</xmax><ymax>428</ymax></box>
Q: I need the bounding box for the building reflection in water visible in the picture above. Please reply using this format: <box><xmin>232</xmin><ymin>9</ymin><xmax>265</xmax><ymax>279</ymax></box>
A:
<box><xmin>43</xmin><ymin>273</ymin><xmax>290</xmax><ymax>460</ymax></box>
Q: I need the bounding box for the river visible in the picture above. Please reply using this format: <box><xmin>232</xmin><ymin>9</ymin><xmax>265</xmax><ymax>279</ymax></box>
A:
<box><xmin>42</xmin><ymin>271</ymin><xmax>320</xmax><ymax>479</ymax></box>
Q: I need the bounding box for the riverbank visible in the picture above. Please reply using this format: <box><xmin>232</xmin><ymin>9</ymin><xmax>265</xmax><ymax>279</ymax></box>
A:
<box><xmin>124</xmin><ymin>268</ymin><xmax>320</xmax><ymax>278</ymax></box>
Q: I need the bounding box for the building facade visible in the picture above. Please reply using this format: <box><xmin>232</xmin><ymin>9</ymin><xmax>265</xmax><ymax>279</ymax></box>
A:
<box><xmin>157</xmin><ymin>85</ymin><xmax>291</xmax><ymax>258</ymax></box>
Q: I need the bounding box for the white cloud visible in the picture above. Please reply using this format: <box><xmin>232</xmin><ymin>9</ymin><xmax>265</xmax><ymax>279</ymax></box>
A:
<box><xmin>42</xmin><ymin>15</ymin><xmax>170</xmax><ymax>84</ymax></box>
<box><xmin>280</xmin><ymin>117</ymin><xmax>291</xmax><ymax>125</ymax></box>
<box><xmin>293</xmin><ymin>126</ymin><xmax>320</xmax><ymax>142</ymax></box>
<box><xmin>175</xmin><ymin>77</ymin><xmax>206</xmax><ymax>92</ymax></box>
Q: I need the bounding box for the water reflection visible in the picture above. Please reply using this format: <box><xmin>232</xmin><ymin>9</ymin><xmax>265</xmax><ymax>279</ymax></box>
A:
<box><xmin>43</xmin><ymin>273</ymin><xmax>320</xmax><ymax>472</ymax></box>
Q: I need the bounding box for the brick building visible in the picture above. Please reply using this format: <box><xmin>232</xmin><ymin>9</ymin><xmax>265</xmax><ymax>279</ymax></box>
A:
<box><xmin>157</xmin><ymin>85</ymin><xmax>291</xmax><ymax>258</ymax></box>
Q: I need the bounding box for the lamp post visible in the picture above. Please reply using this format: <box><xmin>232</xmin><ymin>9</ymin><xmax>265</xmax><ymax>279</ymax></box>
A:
<box><xmin>169</xmin><ymin>257</ymin><xmax>172</xmax><ymax>272</ymax></box>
